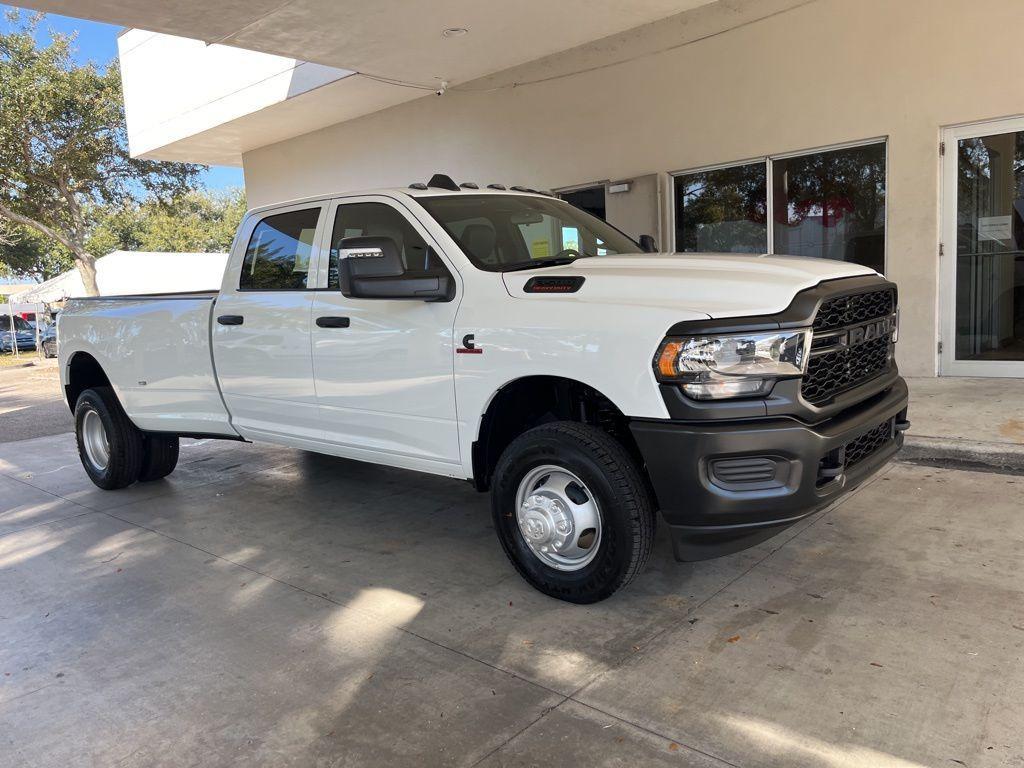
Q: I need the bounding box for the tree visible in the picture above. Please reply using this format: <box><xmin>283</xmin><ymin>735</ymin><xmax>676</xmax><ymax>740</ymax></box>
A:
<box><xmin>0</xmin><ymin>219</ymin><xmax>73</xmax><ymax>281</ymax></box>
<box><xmin>0</xmin><ymin>12</ymin><xmax>205</xmax><ymax>295</ymax></box>
<box><xmin>88</xmin><ymin>188</ymin><xmax>246</xmax><ymax>256</ymax></box>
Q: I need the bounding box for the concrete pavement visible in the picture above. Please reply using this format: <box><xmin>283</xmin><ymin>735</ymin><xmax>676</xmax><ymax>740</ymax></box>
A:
<box><xmin>1</xmin><ymin>432</ymin><xmax>1022</xmax><ymax>767</ymax></box>
<box><xmin>0</xmin><ymin>359</ymin><xmax>72</xmax><ymax>443</ymax></box>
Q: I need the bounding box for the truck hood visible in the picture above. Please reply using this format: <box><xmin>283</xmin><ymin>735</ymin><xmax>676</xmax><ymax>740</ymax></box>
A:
<box><xmin>501</xmin><ymin>252</ymin><xmax>877</xmax><ymax>318</ymax></box>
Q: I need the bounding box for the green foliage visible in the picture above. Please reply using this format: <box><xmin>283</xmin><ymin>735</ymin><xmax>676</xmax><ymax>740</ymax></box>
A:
<box><xmin>88</xmin><ymin>187</ymin><xmax>246</xmax><ymax>255</ymax></box>
<box><xmin>0</xmin><ymin>220</ymin><xmax>74</xmax><ymax>281</ymax></box>
<box><xmin>0</xmin><ymin>11</ymin><xmax>207</xmax><ymax>292</ymax></box>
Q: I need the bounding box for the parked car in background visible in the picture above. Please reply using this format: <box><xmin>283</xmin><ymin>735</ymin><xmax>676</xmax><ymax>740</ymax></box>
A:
<box><xmin>40</xmin><ymin>323</ymin><xmax>58</xmax><ymax>358</ymax></box>
<box><xmin>57</xmin><ymin>178</ymin><xmax>909</xmax><ymax>603</ymax></box>
<box><xmin>0</xmin><ymin>315</ymin><xmax>36</xmax><ymax>353</ymax></box>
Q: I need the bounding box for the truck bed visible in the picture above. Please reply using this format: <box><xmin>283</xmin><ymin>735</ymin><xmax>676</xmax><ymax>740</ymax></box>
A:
<box><xmin>60</xmin><ymin>292</ymin><xmax>238</xmax><ymax>436</ymax></box>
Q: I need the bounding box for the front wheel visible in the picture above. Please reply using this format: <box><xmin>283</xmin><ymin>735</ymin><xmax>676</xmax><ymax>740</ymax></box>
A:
<box><xmin>75</xmin><ymin>387</ymin><xmax>144</xmax><ymax>490</ymax></box>
<box><xmin>491</xmin><ymin>422</ymin><xmax>655</xmax><ymax>604</ymax></box>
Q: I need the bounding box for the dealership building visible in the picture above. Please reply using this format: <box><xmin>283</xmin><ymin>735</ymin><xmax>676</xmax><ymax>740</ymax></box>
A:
<box><xmin>24</xmin><ymin>0</ymin><xmax>1024</xmax><ymax>379</ymax></box>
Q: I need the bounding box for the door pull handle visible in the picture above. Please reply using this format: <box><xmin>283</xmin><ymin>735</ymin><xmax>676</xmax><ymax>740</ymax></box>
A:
<box><xmin>316</xmin><ymin>316</ymin><xmax>351</xmax><ymax>328</ymax></box>
<box><xmin>217</xmin><ymin>315</ymin><xmax>244</xmax><ymax>326</ymax></box>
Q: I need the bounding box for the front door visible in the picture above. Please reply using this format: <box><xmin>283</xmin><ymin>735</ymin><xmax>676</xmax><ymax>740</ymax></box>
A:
<box><xmin>941</xmin><ymin>117</ymin><xmax>1024</xmax><ymax>376</ymax></box>
<box><xmin>310</xmin><ymin>196</ymin><xmax>462</xmax><ymax>473</ymax></box>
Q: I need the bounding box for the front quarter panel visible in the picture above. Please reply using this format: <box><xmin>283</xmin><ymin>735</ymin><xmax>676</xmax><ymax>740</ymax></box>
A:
<box><xmin>453</xmin><ymin>278</ymin><xmax>709</xmax><ymax>476</ymax></box>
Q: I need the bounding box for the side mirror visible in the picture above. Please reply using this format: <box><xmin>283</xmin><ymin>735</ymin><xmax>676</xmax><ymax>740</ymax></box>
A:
<box><xmin>338</xmin><ymin>236</ymin><xmax>453</xmax><ymax>302</ymax></box>
<box><xmin>639</xmin><ymin>234</ymin><xmax>659</xmax><ymax>253</ymax></box>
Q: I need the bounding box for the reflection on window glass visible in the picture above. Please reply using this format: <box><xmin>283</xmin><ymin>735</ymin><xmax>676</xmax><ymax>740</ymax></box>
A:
<box><xmin>561</xmin><ymin>226</ymin><xmax>579</xmax><ymax>252</ymax></box>
<box><xmin>772</xmin><ymin>143</ymin><xmax>886</xmax><ymax>273</ymax></box>
<box><xmin>328</xmin><ymin>202</ymin><xmax>442</xmax><ymax>289</ymax></box>
<box><xmin>239</xmin><ymin>208</ymin><xmax>320</xmax><ymax>290</ymax></box>
<box><xmin>954</xmin><ymin>131</ymin><xmax>1024</xmax><ymax>361</ymax></box>
<box><xmin>419</xmin><ymin>195</ymin><xmax>637</xmax><ymax>271</ymax></box>
<box><xmin>674</xmin><ymin>163</ymin><xmax>767</xmax><ymax>253</ymax></box>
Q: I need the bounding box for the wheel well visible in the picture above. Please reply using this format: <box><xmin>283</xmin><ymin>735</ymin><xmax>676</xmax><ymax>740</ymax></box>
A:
<box><xmin>65</xmin><ymin>353</ymin><xmax>111</xmax><ymax>413</ymax></box>
<box><xmin>471</xmin><ymin>376</ymin><xmax>647</xmax><ymax>494</ymax></box>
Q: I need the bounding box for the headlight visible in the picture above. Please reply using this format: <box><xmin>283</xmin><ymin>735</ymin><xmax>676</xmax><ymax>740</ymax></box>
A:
<box><xmin>654</xmin><ymin>329</ymin><xmax>810</xmax><ymax>400</ymax></box>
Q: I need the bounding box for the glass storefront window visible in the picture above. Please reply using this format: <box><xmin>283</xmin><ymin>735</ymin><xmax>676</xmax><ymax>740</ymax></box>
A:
<box><xmin>674</xmin><ymin>163</ymin><xmax>767</xmax><ymax>253</ymax></box>
<box><xmin>772</xmin><ymin>143</ymin><xmax>886</xmax><ymax>274</ymax></box>
<box><xmin>674</xmin><ymin>141</ymin><xmax>887</xmax><ymax>274</ymax></box>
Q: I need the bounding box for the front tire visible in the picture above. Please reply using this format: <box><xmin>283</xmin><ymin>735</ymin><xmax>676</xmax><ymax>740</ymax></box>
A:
<box><xmin>74</xmin><ymin>387</ymin><xmax>144</xmax><ymax>490</ymax></box>
<box><xmin>491</xmin><ymin>422</ymin><xmax>655</xmax><ymax>604</ymax></box>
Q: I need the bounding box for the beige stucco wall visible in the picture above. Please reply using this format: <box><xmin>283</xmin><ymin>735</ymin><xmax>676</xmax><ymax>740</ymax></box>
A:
<box><xmin>243</xmin><ymin>0</ymin><xmax>1024</xmax><ymax>377</ymax></box>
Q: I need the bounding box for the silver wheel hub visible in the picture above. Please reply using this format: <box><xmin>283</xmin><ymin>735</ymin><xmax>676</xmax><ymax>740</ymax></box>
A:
<box><xmin>81</xmin><ymin>408</ymin><xmax>110</xmax><ymax>472</ymax></box>
<box><xmin>515</xmin><ymin>465</ymin><xmax>602</xmax><ymax>571</ymax></box>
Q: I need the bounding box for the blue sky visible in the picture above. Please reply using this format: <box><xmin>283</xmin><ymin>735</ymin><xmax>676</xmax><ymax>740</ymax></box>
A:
<box><xmin>0</xmin><ymin>4</ymin><xmax>245</xmax><ymax>191</ymax></box>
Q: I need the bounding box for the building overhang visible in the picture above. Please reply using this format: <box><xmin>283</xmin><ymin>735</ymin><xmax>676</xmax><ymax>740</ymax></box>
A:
<box><xmin>19</xmin><ymin>0</ymin><xmax>718</xmax><ymax>164</ymax></box>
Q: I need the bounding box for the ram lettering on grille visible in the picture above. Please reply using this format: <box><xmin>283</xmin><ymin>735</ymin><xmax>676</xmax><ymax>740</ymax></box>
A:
<box><xmin>802</xmin><ymin>288</ymin><xmax>896</xmax><ymax>406</ymax></box>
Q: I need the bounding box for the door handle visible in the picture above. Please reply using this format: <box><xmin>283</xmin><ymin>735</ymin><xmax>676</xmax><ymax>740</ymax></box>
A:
<box><xmin>217</xmin><ymin>315</ymin><xmax>244</xmax><ymax>326</ymax></box>
<box><xmin>316</xmin><ymin>316</ymin><xmax>351</xmax><ymax>328</ymax></box>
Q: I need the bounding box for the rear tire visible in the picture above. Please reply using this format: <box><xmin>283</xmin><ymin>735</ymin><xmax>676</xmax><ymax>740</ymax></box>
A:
<box><xmin>139</xmin><ymin>434</ymin><xmax>180</xmax><ymax>482</ymax></box>
<box><xmin>491</xmin><ymin>421</ymin><xmax>655</xmax><ymax>604</ymax></box>
<box><xmin>74</xmin><ymin>387</ymin><xmax>144</xmax><ymax>490</ymax></box>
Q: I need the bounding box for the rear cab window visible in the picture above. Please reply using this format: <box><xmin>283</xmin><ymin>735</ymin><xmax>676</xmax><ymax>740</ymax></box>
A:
<box><xmin>240</xmin><ymin>208</ymin><xmax>321</xmax><ymax>290</ymax></box>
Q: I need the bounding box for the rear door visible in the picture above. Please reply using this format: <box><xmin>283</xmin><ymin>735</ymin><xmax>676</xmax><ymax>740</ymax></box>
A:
<box><xmin>310</xmin><ymin>195</ymin><xmax>462</xmax><ymax>471</ymax></box>
<box><xmin>213</xmin><ymin>201</ymin><xmax>327</xmax><ymax>441</ymax></box>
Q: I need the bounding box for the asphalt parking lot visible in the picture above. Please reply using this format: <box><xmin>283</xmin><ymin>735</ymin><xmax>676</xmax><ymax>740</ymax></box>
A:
<box><xmin>1</xmin><ymin>419</ymin><xmax>1023</xmax><ymax>765</ymax></box>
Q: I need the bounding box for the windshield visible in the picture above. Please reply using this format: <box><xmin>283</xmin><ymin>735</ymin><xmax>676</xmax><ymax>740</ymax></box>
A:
<box><xmin>418</xmin><ymin>194</ymin><xmax>640</xmax><ymax>271</ymax></box>
<box><xmin>0</xmin><ymin>316</ymin><xmax>31</xmax><ymax>332</ymax></box>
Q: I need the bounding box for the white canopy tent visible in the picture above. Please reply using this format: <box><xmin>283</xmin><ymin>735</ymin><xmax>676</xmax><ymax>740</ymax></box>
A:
<box><xmin>11</xmin><ymin>251</ymin><xmax>229</xmax><ymax>304</ymax></box>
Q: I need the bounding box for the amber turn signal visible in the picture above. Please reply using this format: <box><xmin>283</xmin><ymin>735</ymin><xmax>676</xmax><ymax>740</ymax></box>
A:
<box><xmin>656</xmin><ymin>341</ymin><xmax>684</xmax><ymax>378</ymax></box>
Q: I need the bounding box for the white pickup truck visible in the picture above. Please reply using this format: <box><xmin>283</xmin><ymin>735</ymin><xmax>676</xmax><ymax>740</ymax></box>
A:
<box><xmin>59</xmin><ymin>175</ymin><xmax>909</xmax><ymax>603</ymax></box>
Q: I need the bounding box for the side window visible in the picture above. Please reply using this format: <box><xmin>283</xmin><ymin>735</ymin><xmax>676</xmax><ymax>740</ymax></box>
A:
<box><xmin>328</xmin><ymin>202</ymin><xmax>447</xmax><ymax>289</ymax></box>
<box><xmin>239</xmin><ymin>208</ymin><xmax>321</xmax><ymax>290</ymax></box>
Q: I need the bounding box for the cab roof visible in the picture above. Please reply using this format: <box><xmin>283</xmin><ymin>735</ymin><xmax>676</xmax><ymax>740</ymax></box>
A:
<box><xmin>246</xmin><ymin>174</ymin><xmax>555</xmax><ymax>217</ymax></box>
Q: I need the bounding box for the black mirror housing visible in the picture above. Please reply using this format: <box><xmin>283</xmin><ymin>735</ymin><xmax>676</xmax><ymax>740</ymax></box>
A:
<box><xmin>639</xmin><ymin>234</ymin><xmax>659</xmax><ymax>253</ymax></box>
<box><xmin>338</xmin><ymin>236</ymin><xmax>454</xmax><ymax>302</ymax></box>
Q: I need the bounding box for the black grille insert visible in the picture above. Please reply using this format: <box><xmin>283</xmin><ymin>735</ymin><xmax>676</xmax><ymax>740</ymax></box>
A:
<box><xmin>845</xmin><ymin>419</ymin><xmax>895</xmax><ymax>469</ymax></box>
<box><xmin>802</xmin><ymin>286</ymin><xmax>896</xmax><ymax>406</ymax></box>
<box><xmin>817</xmin><ymin>417</ymin><xmax>896</xmax><ymax>486</ymax></box>
<box><xmin>802</xmin><ymin>334</ymin><xmax>892</xmax><ymax>405</ymax></box>
<box><xmin>813</xmin><ymin>288</ymin><xmax>895</xmax><ymax>332</ymax></box>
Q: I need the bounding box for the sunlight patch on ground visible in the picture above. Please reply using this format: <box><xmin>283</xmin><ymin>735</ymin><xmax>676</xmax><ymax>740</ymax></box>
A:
<box><xmin>719</xmin><ymin>713</ymin><xmax>929</xmax><ymax>768</ymax></box>
<box><xmin>0</xmin><ymin>527</ymin><xmax>65</xmax><ymax>568</ymax></box>
<box><xmin>0</xmin><ymin>498</ymin><xmax>68</xmax><ymax>525</ymax></box>
<box><xmin>342</xmin><ymin>586</ymin><xmax>424</xmax><ymax>628</ymax></box>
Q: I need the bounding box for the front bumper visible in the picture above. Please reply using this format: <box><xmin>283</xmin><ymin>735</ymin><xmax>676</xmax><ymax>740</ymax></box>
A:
<box><xmin>630</xmin><ymin>377</ymin><xmax>909</xmax><ymax>561</ymax></box>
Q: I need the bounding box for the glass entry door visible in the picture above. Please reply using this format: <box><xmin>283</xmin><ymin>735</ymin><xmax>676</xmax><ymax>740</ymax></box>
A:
<box><xmin>941</xmin><ymin>117</ymin><xmax>1024</xmax><ymax>376</ymax></box>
